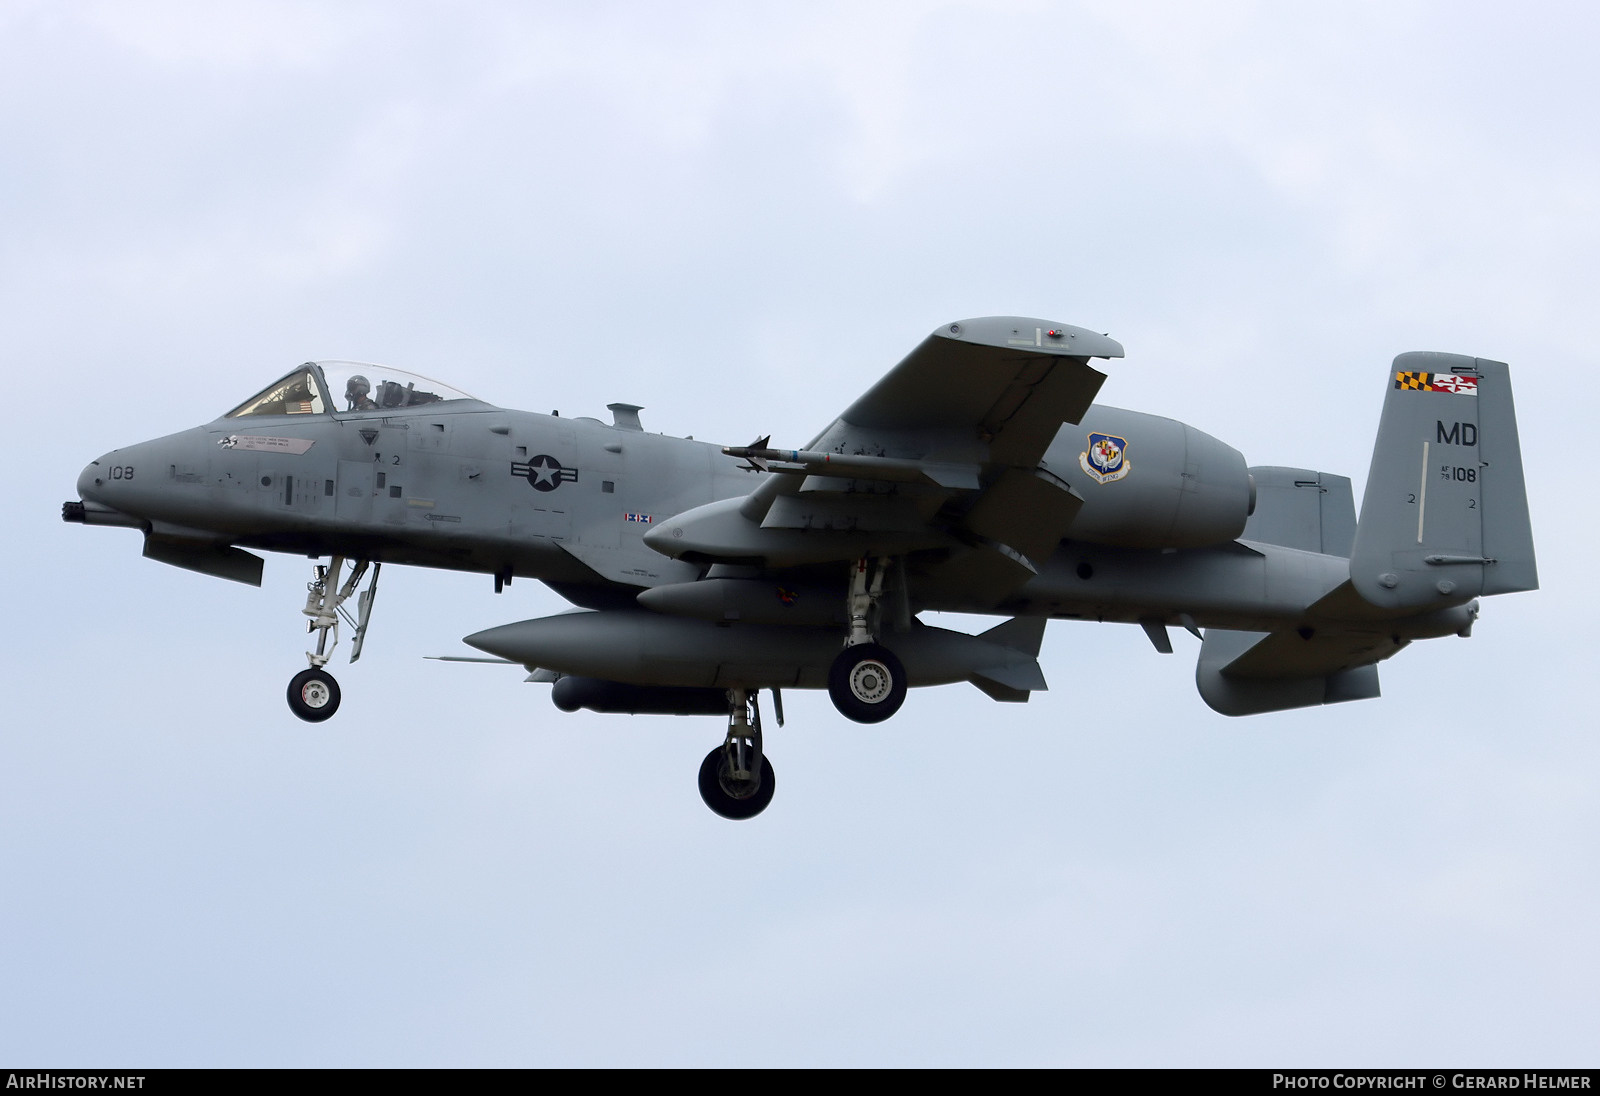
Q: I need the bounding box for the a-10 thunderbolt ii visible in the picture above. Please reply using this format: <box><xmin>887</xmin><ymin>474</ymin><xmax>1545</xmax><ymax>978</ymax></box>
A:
<box><xmin>65</xmin><ymin>317</ymin><xmax>1537</xmax><ymax>819</ymax></box>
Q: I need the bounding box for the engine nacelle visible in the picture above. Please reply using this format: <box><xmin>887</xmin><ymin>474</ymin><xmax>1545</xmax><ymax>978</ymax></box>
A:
<box><xmin>1049</xmin><ymin>405</ymin><xmax>1252</xmax><ymax>549</ymax></box>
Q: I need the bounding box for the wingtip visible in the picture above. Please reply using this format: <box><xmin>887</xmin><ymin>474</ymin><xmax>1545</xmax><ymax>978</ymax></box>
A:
<box><xmin>937</xmin><ymin>317</ymin><xmax>1123</xmax><ymax>359</ymax></box>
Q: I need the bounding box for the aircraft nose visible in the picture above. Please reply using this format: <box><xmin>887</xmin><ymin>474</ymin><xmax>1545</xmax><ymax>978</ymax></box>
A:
<box><xmin>77</xmin><ymin>458</ymin><xmax>109</xmax><ymax>502</ymax></box>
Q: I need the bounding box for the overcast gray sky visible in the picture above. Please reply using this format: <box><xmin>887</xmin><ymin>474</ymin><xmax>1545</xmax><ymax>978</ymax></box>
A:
<box><xmin>2</xmin><ymin>0</ymin><xmax>1596</xmax><ymax>1067</ymax></box>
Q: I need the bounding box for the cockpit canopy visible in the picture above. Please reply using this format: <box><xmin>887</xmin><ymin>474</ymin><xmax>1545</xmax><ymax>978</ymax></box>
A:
<box><xmin>225</xmin><ymin>362</ymin><xmax>480</xmax><ymax>419</ymax></box>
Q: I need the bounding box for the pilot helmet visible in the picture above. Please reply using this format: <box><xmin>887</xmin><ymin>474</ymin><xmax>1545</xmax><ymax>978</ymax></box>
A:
<box><xmin>346</xmin><ymin>375</ymin><xmax>371</xmax><ymax>403</ymax></box>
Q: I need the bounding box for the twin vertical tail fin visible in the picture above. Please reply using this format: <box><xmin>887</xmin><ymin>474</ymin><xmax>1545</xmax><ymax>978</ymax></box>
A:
<box><xmin>1194</xmin><ymin>352</ymin><xmax>1534</xmax><ymax>717</ymax></box>
<box><xmin>1349</xmin><ymin>353</ymin><xmax>1537</xmax><ymax>611</ymax></box>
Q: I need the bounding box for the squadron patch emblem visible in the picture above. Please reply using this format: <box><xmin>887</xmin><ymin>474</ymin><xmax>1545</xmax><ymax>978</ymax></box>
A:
<box><xmin>1079</xmin><ymin>433</ymin><xmax>1131</xmax><ymax>484</ymax></box>
<box><xmin>216</xmin><ymin>434</ymin><xmax>315</xmax><ymax>454</ymax></box>
<box><xmin>1394</xmin><ymin>371</ymin><xmax>1478</xmax><ymax>396</ymax></box>
<box><xmin>511</xmin><ymin>454</ymin><xmax>579</xmax><ymax>492</ymax></box>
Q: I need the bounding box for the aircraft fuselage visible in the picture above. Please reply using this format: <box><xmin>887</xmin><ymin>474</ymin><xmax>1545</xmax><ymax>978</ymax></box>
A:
<box><xmin>65</xmin><ymin>321</ymin><xmax>1535</xmax><ymax>817</ymax></box>
<box><xmin>74</xmin><ymin>397</ymin><xmax>1472</xmax><ymax>640</ymax></box>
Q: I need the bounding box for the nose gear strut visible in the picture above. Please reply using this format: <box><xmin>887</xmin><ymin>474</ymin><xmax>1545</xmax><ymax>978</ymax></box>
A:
<box><xmin>698</xmin><ymin>687</ymin><xmax>776</xmax><ymax>819</ymax></box>
<box><xmin>286</xmin><ymin>555</ymin><xmax>381</xmax><ymax>722</ymax></box>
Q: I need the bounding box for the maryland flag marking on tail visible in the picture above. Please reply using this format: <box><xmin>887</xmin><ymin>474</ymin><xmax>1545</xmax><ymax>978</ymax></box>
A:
<box><xmin>1394</xmin><ymin>371</ymin><xmax>1479</xmax><ymax>396</ymax></box>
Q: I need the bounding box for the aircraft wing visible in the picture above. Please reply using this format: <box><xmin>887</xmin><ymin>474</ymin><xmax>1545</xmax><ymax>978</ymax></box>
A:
<box><xmin>704</xmin><ymin>317</ymin><xmax>1123</xmax><ymax>602</ymax></box>
<box><xmin>830</xmin><ymin>317</ymin><xmax>1123</xmax><ymax>467</ymax></box>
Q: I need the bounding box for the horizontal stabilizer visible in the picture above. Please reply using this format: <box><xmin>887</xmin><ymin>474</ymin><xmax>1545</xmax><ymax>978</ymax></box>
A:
<box><xmin>1218</xmin><ymin>620</ymin><xmax>1407</xmax><ymax>680</ymax></box>
<box><xmin>1195</xmin><ymin>627</ymin><xmax>1386</xmax><ymax>716</ymax></box>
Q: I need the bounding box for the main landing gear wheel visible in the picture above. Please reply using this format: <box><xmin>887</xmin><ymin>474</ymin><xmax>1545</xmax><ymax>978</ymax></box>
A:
<box><xmin>698</xmin><ymin>746</ymin><xmax>776</xmax><ymax>820</ymax></box>
<box><xmin>287</xmin><ymin>668</ymin><xmax>341</xmax><ymax>722</ymax></box>
<box><xmin>827</xmin><ymin>642</ymin><xmax>906</xmax><ymax>724</ymax></box>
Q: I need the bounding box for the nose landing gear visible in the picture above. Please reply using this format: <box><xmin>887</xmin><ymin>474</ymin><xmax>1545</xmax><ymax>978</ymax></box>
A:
<box><xmin>285</xmin><ymin>556</ymin><xmax>380</xmax><ymax>722</ymax></box>
<box><xmin>698</xmin><ymin>688</ymin><xmax>776</xmax><ymax>819</ymax></box>
<box><xmin>287</xmin><ymin>667</ymin><xmax>341</xmax><ymax>722</ymax></box>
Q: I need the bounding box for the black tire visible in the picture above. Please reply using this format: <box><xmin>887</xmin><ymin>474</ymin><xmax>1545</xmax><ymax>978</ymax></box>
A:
<box><xmin>287</xmin><ymin>668</ymin><xmax>341</xmax><ymax>722</ymax></box>
<box><xmin>826</xmin><ymin>642</ymin><xmax>906</xmax><ymax>724</ymax></box>
<box><xmin>697</xmin><ymin>746</ymin><xmax>776</xmax><ymax>820</ymax></box>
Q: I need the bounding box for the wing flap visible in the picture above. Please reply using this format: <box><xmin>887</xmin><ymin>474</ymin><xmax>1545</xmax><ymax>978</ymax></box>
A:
<box><xmin>957</xmin><ymin>466</ymin><xmax>1084</xmax><ymax>572</ymax></box>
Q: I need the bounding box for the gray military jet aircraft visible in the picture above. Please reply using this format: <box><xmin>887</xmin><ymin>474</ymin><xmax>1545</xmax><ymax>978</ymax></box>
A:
<box><xmin>65</xmin><ymin>317</ymin><xmax>1537</xmax><ymax>819</ymax></box>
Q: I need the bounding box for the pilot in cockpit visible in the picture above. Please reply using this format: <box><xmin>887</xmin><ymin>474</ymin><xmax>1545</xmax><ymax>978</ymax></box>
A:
<box><xmin>345</xmin><ymin>375</ymin><xmax>378</xmax><ymax>412</ymax></box>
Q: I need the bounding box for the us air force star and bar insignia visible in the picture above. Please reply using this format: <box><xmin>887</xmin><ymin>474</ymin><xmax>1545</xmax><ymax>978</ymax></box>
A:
<box><xmin>511</xmin><ymin>454</ymin><xmax>578</xmax><ymax>492</ymax></box>
<box><xmin>1394</xmin><ymin>370</ymin><xmax>1479</xmax><ymax>396</ymax></box>
<box><xmin>1079</xmin><ymin>432</ymin><xmax>1131</xmax><ymax>484</ymax></box>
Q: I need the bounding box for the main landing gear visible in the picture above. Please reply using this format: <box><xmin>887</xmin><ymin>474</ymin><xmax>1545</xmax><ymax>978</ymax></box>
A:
<box><xmin>286</xmin><ymin>556</ymin><xmax>380</xmax><ymax>723</ymax></box>
<box><xmin>699</xmin><ymin>687</ymin><xmax>777</xmax><ymax>820</ymax></box>
<box><xmin>825</xmin><ymin>557</ymin><xmax>907</xmax><ymax>724</ymax></box>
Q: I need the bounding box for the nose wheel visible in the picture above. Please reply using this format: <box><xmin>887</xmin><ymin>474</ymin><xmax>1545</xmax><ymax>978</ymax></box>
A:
<box><xmin>698</xmin><ymin>746</ymin><xmax>775</xmax><ymax>820</ymax></box>
<box><xmin>287</xmin><ymin>668</ymin><xmax>341</xmax><ymax>722</ymax></box>
<box><xmin>284</xmin><ymin>556</ymin><xmax>380</xmax><ymax>722</ymax></box>
<box><xmin>699</xmin><ymin>688</ymin><xmax>776</xmax><ymax>819</ymax></box>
